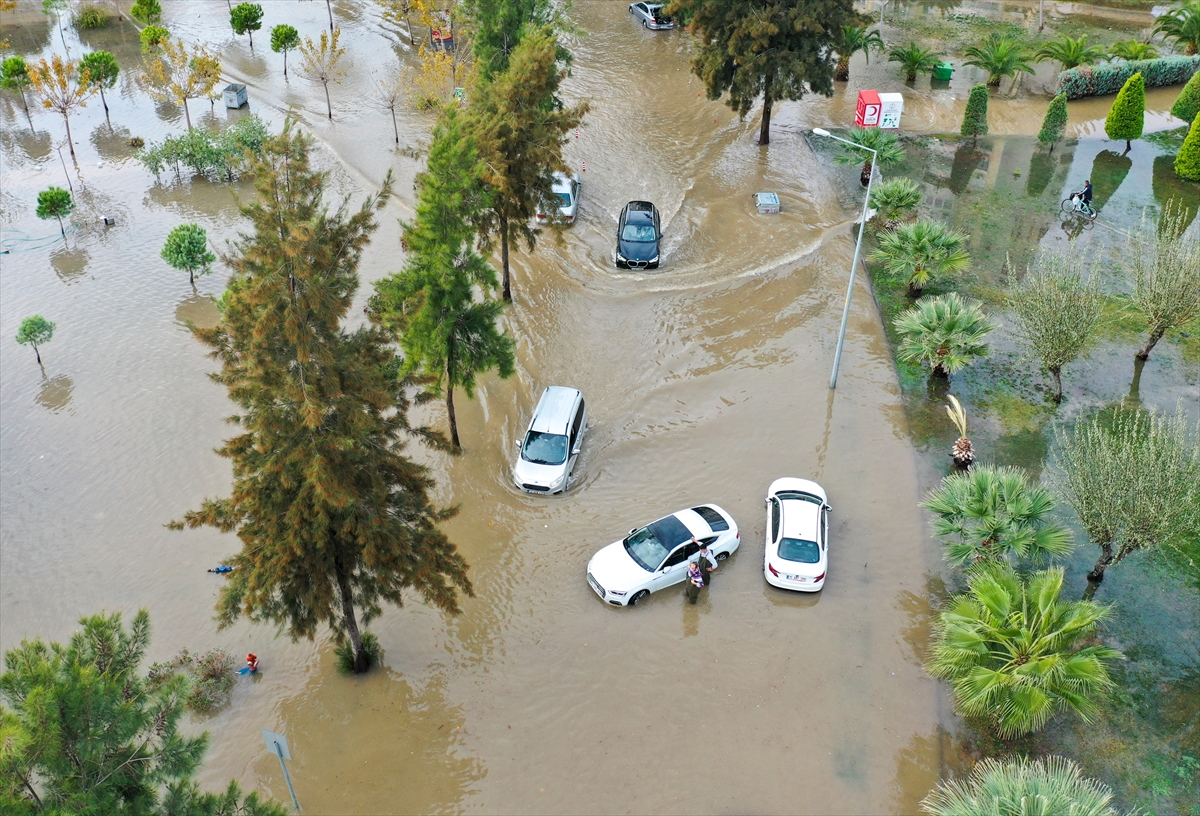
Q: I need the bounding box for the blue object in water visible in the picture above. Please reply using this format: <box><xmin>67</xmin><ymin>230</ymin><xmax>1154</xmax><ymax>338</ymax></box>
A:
<box><xmin>208</xmin><ymin>565</ymin><xmax>233</xmax><ymax>573</ymax></box>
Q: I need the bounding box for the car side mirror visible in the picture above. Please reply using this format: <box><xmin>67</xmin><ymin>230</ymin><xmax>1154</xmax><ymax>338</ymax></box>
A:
<box><xmin>629</xmin><ymin>528</ymin><xmax>637</xmax><ymax>536</ymax></box>
<box><xmin>514</xmin><ymin>439</ymin><xmax>522</xmax><ymax>449</ymax></box>
<box><xmin>826</xmin><ymin>505</ymin><xmax>833</xmax><ymax>513</ymax></box>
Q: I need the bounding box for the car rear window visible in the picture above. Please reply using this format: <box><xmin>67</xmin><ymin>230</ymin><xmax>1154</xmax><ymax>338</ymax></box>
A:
<box><xmin>778</xmin><ymin>538</ymin><xmax>820</xmax><ymax>564</ymax></box>
<box><xmin>691</xmin><ymin>506</ymin><xmax>729</xmax><ymax>532</ymax></box>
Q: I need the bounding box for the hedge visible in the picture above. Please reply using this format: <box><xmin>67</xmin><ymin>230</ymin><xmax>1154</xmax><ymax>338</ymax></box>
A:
<box><xmin>1057</xmin><ymin>55</ymin><xmax>1200</xmax><ymax>100</ymax></box>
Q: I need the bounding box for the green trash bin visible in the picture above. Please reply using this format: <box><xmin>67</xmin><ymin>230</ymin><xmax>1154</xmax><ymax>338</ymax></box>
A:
<box><xmin>933</xmin><ymin>62</ymin><xmax>954</xmax><ymax>81</ymax></box>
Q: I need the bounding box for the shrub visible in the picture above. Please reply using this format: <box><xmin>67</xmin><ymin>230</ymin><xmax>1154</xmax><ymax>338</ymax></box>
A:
<box><xmin>74</xmin><ymin>4</ymin><xmax>109</xmax><ymax>29</ymax></box>
<box><xmin>130</xmin><ymin>0</ymin><xmax>162</xmax><ymax>24</ymax></box>
<box><xmin>147</xmin><ymin>648</ymin><xmax>236</xmax><ymax>713</ymax></box>
<box><xmin>1105</xmin><ymin>72</ymin><xmax>1145</xmax><ymax>150</ymax></box>
<box><xmin>334</xmin><ymin>632</ymin><xmax>383</xmax><ymax>675</ymax></box>
<box><xmin>1038</xmin><ymin>92</ymin><xmax>1069</xmax><ymax>148</ymax></box>
<box><xmin>135</xmin><ymin>115</ymin><xmax>270</xmax><ymax>182</ymax></box>
<box><xmin>1171</xmin><ymin>69</ymin><xmax>1200</xmax><ymax>123</ymax></box>
<box><xmin>1175</xmin><ymin>115</ymin><xmax>1200</xmax><ymax>181</ymax></box>
<box><xmin>140</xmin><ymin>25</ymin><xmax>169</xmax><ymax>53</ymax></box>
<box><xmin>1057</xmin><ymin>55</ymin><xmax>1199</xmax><ymax>99</ymax></box>
<box><xmin>961</xmin><ymin>84</ymin><xmax>989</xmax><ymax>144</ymax></box>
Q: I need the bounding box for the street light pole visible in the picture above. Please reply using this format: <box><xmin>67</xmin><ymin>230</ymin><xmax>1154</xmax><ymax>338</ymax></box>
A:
<box><xmin>812</xmin><ymin>127</ymin><xmax>877</xmax><ymax>390</ymax></box>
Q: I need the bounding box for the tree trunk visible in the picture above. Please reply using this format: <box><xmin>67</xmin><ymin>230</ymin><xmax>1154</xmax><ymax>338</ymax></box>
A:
<box><xmin>325</xmin><ymin>0</ymin><xmax>335</xmax><ymax>32</ymax></box>
<box><xmin>248</xmin><ymin>30</ymin><xmax>254</xmax><ymax>50</ymax></box>
<box><xmin>99</xmin><ymin>85</ymin><xmax>110</xmax><ymax>125</ymax></box>
<box><xmin>931</xmin><ymin>362</ymin><xmax>949</xmax><ymax>378</ymax></box>
<box><xmin>182</xmin><ymin>97</ymin><xmax>192</xmax><ymax>129</ymax></box>
<box><xmin>283</xmin><ymin>50</ymin><xmax>289</xmax><ymax>78</ymax></box>
<box><xmin>500</xmin><ymin>215</ymin><xmax>511</xmax><ymax>302</ymax></box>
<box><xmin>1083</xmin><ymin>543</ymin><xmax>1114</xmax><ymax>600</ymax></box>
<box><xmin>324</xmin><ymin>81</ymin><xmax>333</xmax><ymax>120</ymax></box>
<box><xmin>333</xmin><ymin>554</ymin><xmax>368</xmax><ymax>673</ymax></box>
<box><xmin>835</xmin><ymin>55</ymin><xmax>850</xmax><ymax>82</ymax></box>
<box><xmin>1126</xmin><ymin>356</ymin><xmax>1145</xmax><ymax>405</ymax></box>
<box><xmin>391</xmin><ymin>109</ymin><xmax>399</xmax><ymax>145</ymax></box>
<box><xmin>33</xmin><ymin>344</ymin><xmax>42</xmax><ymax>365</ymax></box>
<box><xmin>1123</xmin><ymin>139</ymin><xmax>1131</xmax><ymax>154</ymax></box>
<box><xmin>908</xmin><ymin>280</ymin><xmax>923</xmax><ymax>298</ymax></box>
<box><xmin>62</xmin><ymin>112</ymin><xmax>75</xmax><ymax>157</ymax></box>
<box><xmin>1050</xmin><ymin>365</ymin><xmax>1063</xmax><ymax>404</ymax></box>
<box><xmin>446</xmin><ymin>384</ymin><xmax>460</xmax><ymax>449</ymax></box>
<box><xmin>56</xmin><ymin>215</ymin><xmax>64</xmax><ymax>237</ymax></box>
<box><xmin>405</xmin><ymin>12</ymin><xmax>415</xmax><ymax>46</ymax></box>
<box><xmin>758</xmin><ymin>94</ymin><xmax>773</xmax><ymax>146</ymax></box>
<box><xmin>20</xmin><ymin>90</ymin><xmax>34</xmax><ymax>132</ymax></box>
<box><xmin>860</xmin><ymin>158</ymin><xmax>873</xmax><ymax>187</ymax></box>
<box><xmin>1136</xmin><ymin>325</ymin><xmax>1165</xmax><ymax>361</ymax></box>
<box><xmin>988</xmin><ymin>75</ymin><xmax>1001</xmax><ymax>87</ymax></box>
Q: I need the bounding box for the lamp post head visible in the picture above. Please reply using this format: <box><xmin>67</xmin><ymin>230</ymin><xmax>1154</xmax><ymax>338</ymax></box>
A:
<box><xmin>812</xmin><ymin>127</ymin><xmax>831</xmax><ymax>137</ymax></box>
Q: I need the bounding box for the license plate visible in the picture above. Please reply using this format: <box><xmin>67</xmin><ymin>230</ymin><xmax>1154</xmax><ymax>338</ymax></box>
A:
<box><xmin>787</xmin><ymin>575</ymin><xmax>807</xmax><ymax>582</ymax></box>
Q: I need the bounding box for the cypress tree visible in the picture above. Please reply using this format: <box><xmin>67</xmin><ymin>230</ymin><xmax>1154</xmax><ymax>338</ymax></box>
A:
<box><xmin>1174</xmin><ymin>115</ymin><xmax>1200</xmax><ymax>182</ymax></box>
<box><xmin>1037</xmin><ymin>92</ymin><xmax>1068</xmax><ymax>151</ymax></box>
<box><xmin>172</xmin><ymin>123</ymin><xmax>472</xmax><ymax>674</ymax></box>
<box><xmin>1104</xmin><ymin>71</ymin><xmax>1145</xmax><ymax>154</ymax></box>
<box><xmin>372</xmin><ymin>109</ymin><xmax>516</xmax><ymax>450</ymax></box>
<box><xmin>1171</xmin><ymin>69</ymin><xmax>1200</xmax><ymax>124</ymax></box>
<box><xmin>470</xmin><ymin>26</ymin><xmax>588</xmax><ymax>301</ymax></box>
<box><xmin>961</xmin><ymin>84</ymin><xmax>989</xmax><ymax>146</ymax></box>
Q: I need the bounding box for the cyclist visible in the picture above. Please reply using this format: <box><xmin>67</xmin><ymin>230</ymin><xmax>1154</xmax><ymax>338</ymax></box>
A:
<box><xmin>1076</xmin><ymin>180</ymin><xmax>1096</xmax><ymax>219</ymax></box>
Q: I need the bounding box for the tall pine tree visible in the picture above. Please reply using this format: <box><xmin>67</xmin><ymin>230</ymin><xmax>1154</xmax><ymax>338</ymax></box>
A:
<box><xmin>172</xmin><ymin>123</ymin><xmax>472</xmax><ymax>674</ymax></box>
<box><xmin>469</xmin><ymin>26</ymin><xmax>588</xmax><ymax>301</ymax></box>
<box><xmin>670</xmin><ymin>0</ymin><xmax>862</xmax><ymax>145</ymax></box>
<box><xmin>372</xmin><ymin>109</ymin><xmax>516</xmax><ymax>450</ymax></box>
<box><xmin>468</xmin><ymin>0</ymin><xmax>547</xmax><ymax>83</ymax></box>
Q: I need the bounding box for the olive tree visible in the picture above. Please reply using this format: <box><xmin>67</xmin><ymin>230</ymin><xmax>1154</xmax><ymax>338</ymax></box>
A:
<box><xmin>161</xmin><ymin>223</ymin><xmax>215</xmax><ymax>286</ymax></box>
<box><xmin>36</xmin><ymin>185</ymin><xmax>74</xmax><ymax>236</ymax></box>
<box><xmin>15</xmin><ymin>315</ymin><xmax>55</xmax><ymax>366</ymax></box>
<box><xmin>1054</xmin><ymin>405</ymin><xmax>1200</xmax><ymax>600</ymax></box>
<box><xmin>1126</xmin><ymin>205</ymin><xmax>1200</xmax><ymax>361</ymax></box>
<box><xmin>1007</xmin><ymin>251</ymin><xmax>1102</xmax><ymax>404</ymax></box>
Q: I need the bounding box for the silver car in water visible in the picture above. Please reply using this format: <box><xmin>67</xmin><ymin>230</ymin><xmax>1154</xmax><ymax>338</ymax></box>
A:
<box><xmin>513</xmin><ymin>386</ymin><xmax>587</xmax><ymax>494</ymax></box>
<box><xmin>629</xmin><ymin>2</ymin><xmax>675</xmax><ymax>29</ymax></box>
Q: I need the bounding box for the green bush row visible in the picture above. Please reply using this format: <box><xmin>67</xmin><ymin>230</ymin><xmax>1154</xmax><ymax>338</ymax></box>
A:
<box><xmin>1056</xmin><ymin>55</ymin><xmax>1200</xmax><ymax>99</ymax></box>
<box><xmin>135</xmin><ymin>115</ymin><xmax>268</xmax><ymax>182</ymax></box>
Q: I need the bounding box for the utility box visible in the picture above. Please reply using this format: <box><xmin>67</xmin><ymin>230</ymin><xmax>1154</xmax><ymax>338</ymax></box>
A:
<box><xmin>878</xmin><ymin>92</ymin><xmax>904</xmax><ymax>129</ymax></box>
<box><xmin>753</xmin><ymin>192</ymin><xmax>780</xmax><ymax>214</ymax></box>
<box><xmin>223</xmin><ymin>83</ymin><xmax>248</xmax><ymax>109</ymax></box>
<box><xmin>855</xmin><ymin>90</ymin><xmax>881</xmax><ymax>127</ymax></box>
<box><xmin>933</xmin><ymin>62</ymin><xmax>954</xmax><ymax>81</ymax></box>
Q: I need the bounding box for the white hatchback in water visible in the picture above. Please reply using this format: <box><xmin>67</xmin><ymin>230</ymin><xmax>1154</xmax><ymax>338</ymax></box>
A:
<box><xmin>513</xmin><ymin>386</ymin><xmax>586</xmax><ymax>494</ymax></box>
<box><xmin>587</xmin><ymin>505</ymin><xmax>739</xmax><ymax>606</ymax></box>
<box><xmin>763</xmin><ymin>478</ymin><xmax>830</xmax><ymax>592</ymax></box>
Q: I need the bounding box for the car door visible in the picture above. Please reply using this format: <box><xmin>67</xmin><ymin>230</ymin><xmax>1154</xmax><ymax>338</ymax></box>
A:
<box><xmin>566</xmin><ymin>398</ymin><xmax>585</xmax><ymax>478</ymax></box>
<box><xmin>650</xmin><ymin>541</ymin><xmax>698</xmax><ymax>591</ymax></box>
<box><xmin>633</xmin><ymin>3</ymin><xmax>648</xmax><ymax>23</ymax></box>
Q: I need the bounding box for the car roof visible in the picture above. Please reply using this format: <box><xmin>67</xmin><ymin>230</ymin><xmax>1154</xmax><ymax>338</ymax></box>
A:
<box><xmin>550</xmin><ymin>172</ymin><xmax>574</xmax><ymax>193</ymax></box>
<box><xmin>530</xmin><ymin>386</ymin><xmax>581</xmax><ymax>433</ymax></box>
<box><xmin>626</xmin><ymin>200</ymin><xmax>655</xmax><ymax>212</ymax></box>
<box><xmin>780</xmin><ymin>494</ymin><xmax>821</xmax><ymax>540</ymax></box>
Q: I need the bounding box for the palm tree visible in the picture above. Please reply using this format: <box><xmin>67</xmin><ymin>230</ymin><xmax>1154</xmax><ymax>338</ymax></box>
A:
<box><xmin>921</xmin><ymin>756</ymin><xmax>1130</xmax><ymax>816</ymax></box>
<box><xmin>836</xmin><ymin>26</ymin><xmax>884</xmax><ymax>82</ymax></box>
<box><xmin>1155</xmin><ymin>0</ymin><xmax>1200</xmax><ymax>55</ymax></box>
<box><xmin>832</xmin><ymin>126</ymin><xmax>906</xmax><ymax>187</ymax></box>
<box><xmin>945</xmin><ymin>395</ymin><xmax>975</xmax><ymax>469</ymax></box>
<box><xmin>871</xmin><ymin>220</ymin><xmax>971</xmax><ymax>297</ymax></box>
<box><xmin>926</xmin><ymin>563</ymin><xmax>1123</xmax><ymax>738</ymax></box>
<box><xmin>868</xmin><ymin>177</ymin><xmax>922</xmax><ymax>231</ymax></box>
<box><xmin>1033</xmin><ymin>34</ymin><xmax>1107</xmax><ymax>70</ymax></box>
<box><xmin>1110</xmin><ymin>39</ymin><xmax>1159</xmax><ymax>60</ymax></box>
<box><xmin>888</xmin><ymin>42</ymin><xmax>941</xmax><ymax>82</ymax></box>
<box><xmin>921</xmin><ymin>464</ymin><xmax>1073</xmax><ymax>564</ymax></box>
<box><xmin>963</xmin><ymin>34</ymin><xmax>1035</xmax><ymax>87</ymax></box>
<box><xmin>893</xmin><ymin>293</ymin><xmax>995</xmax><ymax>378</ymax></box>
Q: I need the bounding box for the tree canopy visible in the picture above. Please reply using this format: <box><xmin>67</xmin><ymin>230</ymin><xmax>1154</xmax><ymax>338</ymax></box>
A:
<box><xmin>670</xmin><ymin>0</ymin><xmax>862</xmax><ymax>144</ymax></box>
<box><xmin>230</xmin><ymin>3</ymin><xmax>264</xmax><ymax>49</ymax></box>
<box><xmin>161</xmin><ymin>223</ymin><xmax>216</xmax><ymax>285</ymax></box>
<box><xmin>172</xmin><ymin>123</ymin><xmax>473</xmax><ymax>674</ymax></box>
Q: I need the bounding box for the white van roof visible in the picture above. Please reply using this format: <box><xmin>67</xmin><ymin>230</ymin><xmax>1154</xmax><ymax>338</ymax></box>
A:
<box><xmin>530</xmin><ymin>386</ymin><xmax>582</xmax><ymax>433</ymax></box>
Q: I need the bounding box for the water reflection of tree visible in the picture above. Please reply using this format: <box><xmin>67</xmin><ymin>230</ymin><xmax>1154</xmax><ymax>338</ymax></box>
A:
<box><xmin>50</xmin><ymin>244</ymin><xmax>89</xmax><ymax>283</ymax></box>
<box><xmin>1088</xmin><ymin>149</ymin><xmax>1132</xmax><ymax>209</ymax></box>
<box><xmin>948</xmin><ymin>144</ymin><xmax>983</xmax><ymax>197</ymax></box>
<box><xmin>1151</xmin><ymin>156</ymin><xmax>1198</xmax><ymax>237</ymax></box>
<box><xmin>35</xmin><ymin>374</ymin><xmax>74</xmax><ymax>413</ymax></box>
<box><xmin>89</xmin><ymin>122</ymin><xmax>134</xmax><ymax>161</ymax></box>
<box><xmin>5</xmin><ymin>15</ymin><xmax>52</xmax><ymax>57</ymax></box>
<box><xmin>1025</xmin><ymin>148</ymin><xmax>1056</xmax><ymax>199</ymax></box>
<box><xmin>888</xmin><ymin>726</ymin><xmax>967</xmax><ymax>815</ymax></box>
<box><xmin>1</xmin><ymin>127</ymin><xmax>53</xmax><ymax>163</ymax></box>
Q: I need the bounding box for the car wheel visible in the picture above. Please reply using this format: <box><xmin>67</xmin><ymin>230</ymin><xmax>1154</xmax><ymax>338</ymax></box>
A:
<box><xmin>628</xmin><ymin>590</ymin><xmax>650</xmax><ymax>606</ymax></box>
<box><xmin>642</xmin><ymin>19</ymin><xmax>648</xmax><ymax>27</ymax></box>
<box><xmin>716</xmin><ymin>552</ymin><xmax>729</xmax><ymax>561</ymax></box>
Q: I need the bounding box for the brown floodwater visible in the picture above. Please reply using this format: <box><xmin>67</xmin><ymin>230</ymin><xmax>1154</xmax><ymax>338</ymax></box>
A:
<box><xmin>3</xmin><ymin>0</ymin><xmax>1181</xmax><ymax>813</ymax></box>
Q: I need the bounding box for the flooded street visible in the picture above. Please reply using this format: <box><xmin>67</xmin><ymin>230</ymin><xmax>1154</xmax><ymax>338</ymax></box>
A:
<box><xmin>8</xmin><ymin>0</ymin><xmax>1183</xmax><ymax>812</ymax></box>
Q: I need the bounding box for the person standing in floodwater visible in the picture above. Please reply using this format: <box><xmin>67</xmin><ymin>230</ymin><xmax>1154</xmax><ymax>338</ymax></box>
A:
<box><xmin>685</xmin><ymin>561</ymin><xmax>704</xmax><ymax>604</ymax></box>
<box><xmin>697</xmin><ymin>541</ymin><xmax>718</xmax><ymax>587</ymax></box>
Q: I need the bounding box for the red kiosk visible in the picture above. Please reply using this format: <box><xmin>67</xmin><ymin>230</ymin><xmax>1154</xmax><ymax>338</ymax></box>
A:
<box><xmin>855</xmin><ymin>90</ymin><xmax>882</xmax><ymax>127</ymax></box>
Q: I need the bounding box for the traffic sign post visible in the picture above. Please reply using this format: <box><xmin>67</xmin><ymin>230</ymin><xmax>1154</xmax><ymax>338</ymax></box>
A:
<box><xmin>263</xmin><ymin>729</ymin><xmax>300</xmax><ymax>811</ymax></box>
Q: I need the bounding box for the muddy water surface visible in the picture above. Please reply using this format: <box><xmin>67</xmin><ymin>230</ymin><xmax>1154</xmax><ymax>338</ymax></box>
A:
<box><xmin>0</xmin><ymin>1</ymin><xmax>1046</xmax><ymax>813</ymax></box>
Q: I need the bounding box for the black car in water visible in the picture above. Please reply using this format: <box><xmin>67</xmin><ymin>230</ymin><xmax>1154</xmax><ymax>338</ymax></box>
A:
<box><xmin>615</xmin><ymin>201</ymin><xmax>661</xmax><ymax>269</ymax></box>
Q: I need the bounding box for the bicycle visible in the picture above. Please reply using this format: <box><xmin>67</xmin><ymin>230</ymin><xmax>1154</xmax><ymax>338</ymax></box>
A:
<box><xmin>1061</xmin><ymin>193</ymin><xmax>1097</xmax><ymax>220</ymax></box>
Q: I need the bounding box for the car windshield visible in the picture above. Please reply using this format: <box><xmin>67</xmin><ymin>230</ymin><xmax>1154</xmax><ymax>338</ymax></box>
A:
<box><xmin>521</xmin><ymin>431</ymin><xmax>568</xmax><ymax>466</ymax></box>
<box><xmin>621</xmin><ymin>223</ymin><xmax>657</xmax><ymax>242</ymax></box>
<box><xmin>623</xmin><ymin>516</ymin><xmax>691</xmax><ymax>571</ymax></box>
<box><xmin>556</xmin><ymin>192</ymin><xmax>573</xmax><ymax>207</ymax></box>
<box><xmin>778</xmin><ymin>538</ymin><xmax>820</xmax><ymax>564</ymax></box>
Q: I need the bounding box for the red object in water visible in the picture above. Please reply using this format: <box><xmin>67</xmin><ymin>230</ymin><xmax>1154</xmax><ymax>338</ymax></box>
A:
<box><xmin>246</xmin><ymin>653</ymin><xmax>258</xmax><ymax>673</ymax></box>
<box><xmin>855</xmin><ymin>90</ymin><xmax>882</xmax><ymax>128</ymax></box>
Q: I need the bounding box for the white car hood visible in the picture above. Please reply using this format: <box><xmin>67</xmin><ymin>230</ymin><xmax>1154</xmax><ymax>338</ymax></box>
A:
<box><xmin>513</xmin><ymin>456</ymin><xmax>566</xmax><ymax>488</ymax></box>
<box><xmin>588</xmin><ymin>541</ymin><xmax>653</xmax><ymax>593</ymax></box>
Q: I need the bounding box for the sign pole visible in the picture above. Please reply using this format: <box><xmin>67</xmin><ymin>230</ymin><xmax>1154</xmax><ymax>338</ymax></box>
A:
<box><xmin>274</xmin><ymin>740</ymin><xmax>300</xmax><ymax>811</ymax></box>
<box><xmin>263</xmin><ymin>729</ymin><xmax>300</xmax><ymax>811</ymax></box>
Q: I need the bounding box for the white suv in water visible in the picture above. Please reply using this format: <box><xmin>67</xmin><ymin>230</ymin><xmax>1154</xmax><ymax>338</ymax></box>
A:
<box><xmin>513</xmin><ymin>387</ymin><xmax>586</xmax><ymax>494</ymax></box>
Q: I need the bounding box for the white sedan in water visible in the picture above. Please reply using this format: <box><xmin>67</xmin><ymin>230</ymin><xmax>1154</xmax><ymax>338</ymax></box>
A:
<box><xmin>764</xmin><ymin>478</ymin><xmax>830</xmax><ymax>592</ymax></box>
<box><xmin>587</xmin><ymin>504</ymin><xmax>740</xmax><ymax>606</ymax></box>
